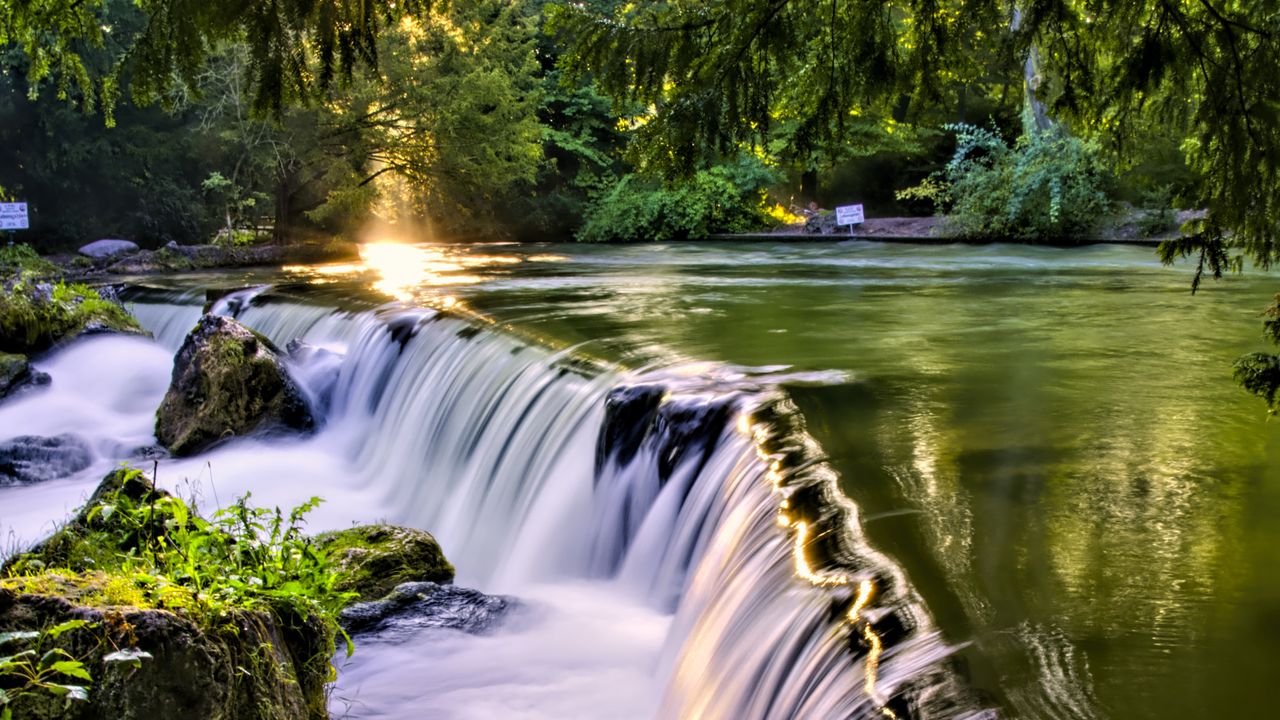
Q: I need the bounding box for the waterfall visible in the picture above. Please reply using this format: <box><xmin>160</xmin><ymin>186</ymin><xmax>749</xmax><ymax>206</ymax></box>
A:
<box><xmin>95</xmin><ymin>289</ymin><xmax>989</xmax><ymax>718</ymax></box>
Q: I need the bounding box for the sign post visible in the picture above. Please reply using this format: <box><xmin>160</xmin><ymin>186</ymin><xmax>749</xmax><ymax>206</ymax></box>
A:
<box><xmin>0</xmin><ymin>202</ymin><xmax>29</xmax><ymax>245</ymax></box>
<box><xmin>835</xmin><ymin>204</ymin><xmax>864</xmax><ymax>234</ymax></box>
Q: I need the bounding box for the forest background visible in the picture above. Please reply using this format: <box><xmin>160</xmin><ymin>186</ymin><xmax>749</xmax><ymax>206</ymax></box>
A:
<box><xmin>6</xmin><ymin>0</ymin><xmax>1280</xmax><ymax>405</ymax></box>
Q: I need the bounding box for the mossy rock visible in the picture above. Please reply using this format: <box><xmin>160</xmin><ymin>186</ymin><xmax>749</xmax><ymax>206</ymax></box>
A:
<box><xmin>2</xmin><ymin>469</ymin><xmax>172</xmax><ymax>575</ymax></box>
<box><xmin>0</xmin><ymin>276</ymin><xmax>146</xmax><ymax>355</ymax></box>
<box><xmin>0</xmin><ymin>588</ymin><xmax>329</xmax><ymax>720</ymax></box>
<box><xmin>0</xmin><ymin>469</ymin><xmax>333</xmax><ymax>719</ymax></box>
<box><xmin>155</xmin><ymin>314</ymin><xmax>315</xmax><ymax>457</ymax></box>
<box><xmin>0</xmin><ymin>350</ymin><xmax>50</xmax><ymax>401</ymax></box>
<box><xmin>315</xmin><ymin>525</ymin><xmax>455</xmax><ymax>602</ymax></box>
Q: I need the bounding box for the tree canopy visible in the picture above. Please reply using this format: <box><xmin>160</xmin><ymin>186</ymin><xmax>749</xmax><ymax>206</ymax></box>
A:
<box><xmin>550</xmin><ymin>0</ymin><xmax>1280</xmax><ymax>410</ymax></box>
<box><xmin>1</xmin><ymin>0</ymin><xmax>432</xmax><ymax>116</ymax></box>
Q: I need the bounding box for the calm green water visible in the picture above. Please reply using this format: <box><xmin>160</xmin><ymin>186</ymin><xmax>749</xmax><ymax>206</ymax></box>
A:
<box><xmin>286</xmin><ymin>240</ymin><xmax>1280</xmax><ymax>718</ymax></box>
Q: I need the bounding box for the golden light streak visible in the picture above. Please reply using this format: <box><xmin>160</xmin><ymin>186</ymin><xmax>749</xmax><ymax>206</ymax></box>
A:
<box><xmin>848</xmin><ymin>579</ymin><xmax>874</xmax><ymax>623</ymax></box>
<box><xmin>740</xmin><ymin>410</ymin><xmax>897</xmax><ymax>717</ymax></box>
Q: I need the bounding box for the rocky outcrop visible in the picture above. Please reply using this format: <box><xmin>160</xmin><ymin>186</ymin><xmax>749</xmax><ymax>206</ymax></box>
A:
<box><xmin>154</xmin><ymin>314</ymin><xmax>314</xmax><ymax>456</ymax></box>
<box><xmin>339</xmin><ymin>581</ymin><xmax>516</xmax><ymax>639</ymax></box>
<box><xmin>0</xmin><ymin>278</ymin><xmax>146</xmax><ymax>355</ymax></box>
<box><xmin>0</xmin><ymin>351</ymin><xmax>50</xmax><ymax>402</ymax></box>
<box><xmin>78</xmin><ymin>239</ymin><xmax>140</xmax><ymax>259</ymax></box>
<box><xmin>0</xmin><ymin>588</ymin><xmax>330</xmax><ymax>720</ymax></box>
<box><xmin>0</xmin><ymin>469</ymin><xmax>332</xmax><ymax>719</ymax></box>
<box><xmin>0</xmin><ymin>433</ymin><xmax>91</xmax><ymax>486</ymax></box>
<box><xmin>101</xmin><ymin>242</ymin><xmax>361</xmax><ymax>276</ymax></box>
<box><xmin>2</xmin><ymin>468</ymin><xmax>170</xmax><ymax>575</ymax></box>
<box><xmin>315</xmin><ymin>525</ymin><xmax>455</xmax><ymax>602</ymax></box>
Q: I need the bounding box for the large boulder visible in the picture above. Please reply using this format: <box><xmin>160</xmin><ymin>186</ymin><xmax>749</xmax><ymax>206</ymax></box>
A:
<box><xmin>78</xmin><ymin>238</ymin><xmax>140</xmax><ymax>259</ymax></box>
<box><xmin>0</xmin><ymin>351</ymin><xmax>50</xmax><ymax>402</ymax></box>
<box><xmin>0</xmin><ymin>433</ymin><xmax>91</xmax><ymax>486</ymax></box>
<box><xmin>315</xmin><ymin>525</ymin><xmax>455</xmax><ymax>602</ymax></box>
<box><xmin>155</xmin><ymin>314</ymin><xmax>315</xmax><ymax>456</ymax></box>
<box><xmin>0</xmin><ymin>587</ymin><xmax>329</xmax><ymax>720</ymax></box>
<box><xmin>0</xmin><ymin>469</ymin><xmax>332</xmax><ymax>719</ymax></box>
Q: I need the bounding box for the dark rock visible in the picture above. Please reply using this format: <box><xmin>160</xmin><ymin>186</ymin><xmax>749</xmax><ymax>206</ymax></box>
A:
<box><xmin>804</xmin><ymin>213</ymin><xmax>841</xmax><ymax>235</ymax></box>
<box><xmin>0</xmin><ymin>434</ymin><xmax>91</xmax><ymax>486</ymax></box>
<box><xmin>0</xmin><ymin>351</ymin><xmax>51</xmax><ymax>402</ymax></box>
<box><xmin>78</xmin><ymin>239</ymin><xmax>140</xmax><ymax>259</ymax></box>
<box><xmin>154</xmin><ymin>314</ymin><xmax>315</xmax><ymax>456</ymax></box>
<box><xmin>315</xmin><ymin>524</ymin><xmax>454</xmax><ymax>602</ymax></box>
<box><xmin>339</xmin><ymin>581</ymin><xmax>516</xmax><ymax>638</ymax></box>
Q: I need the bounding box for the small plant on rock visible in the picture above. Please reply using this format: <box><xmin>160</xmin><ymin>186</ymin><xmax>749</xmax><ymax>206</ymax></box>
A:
<box><xmin>0</xmin><ymin>620</ymin><xmax>93</xmax><ymax>720</ymax></box>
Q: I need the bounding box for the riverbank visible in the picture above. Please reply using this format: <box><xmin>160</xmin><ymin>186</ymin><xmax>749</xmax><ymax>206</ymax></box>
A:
<box><xmin>713</xmin><ymin>208</ymin><xmax>1205</xmax><ymax>246</ymax></box>
<box><xmin>41</xmin><ymin>239</ymin><xmax>362</xmax><ymax>280</ymax></box>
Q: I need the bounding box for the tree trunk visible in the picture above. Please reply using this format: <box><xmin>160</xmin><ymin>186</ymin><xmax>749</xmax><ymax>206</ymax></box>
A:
<box><xmin>800</xmin><ymin>169</ymin><xmax>819</xmax><ymax>204</ymax></box>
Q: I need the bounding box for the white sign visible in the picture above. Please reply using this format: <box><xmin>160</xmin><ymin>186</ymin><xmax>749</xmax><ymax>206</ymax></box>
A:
<box><xmin>835</xmin><ymin>203</ymin><xmax>864</xmax><ymax>227</ymax></box>
<box><xmin>0</xmin><ymin>202</ymin><xmax>28</xmax><ymax>230</ymax></box>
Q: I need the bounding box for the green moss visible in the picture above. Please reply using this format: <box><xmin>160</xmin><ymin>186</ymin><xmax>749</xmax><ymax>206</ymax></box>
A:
<box><xmin>0</xmin><ymin>243</ymin><xmax>57</xmax><ymax>277</ymax></box>
<box><xmin>0</xmin><ymin>275</ymin><xmax>145</xmax><ymax>354</ymax></box>
<box><xmin>315</xmin><ymin>525</ymin><xmax>455</xmax><ymax>602</ymax></box>
<box><xmin>152</xmin><ymin>247</ymin><xmax>195</xmax><ymax>271</ymax></box>
<box><xmin>0</xmin><ymin>569</ymin><xmax>174</xmax><ymax>610</ymax></box>
<box><xmin>0</xmin><ymin>351</ymin><xmax>31</xmax><ymax>387</ymax></box>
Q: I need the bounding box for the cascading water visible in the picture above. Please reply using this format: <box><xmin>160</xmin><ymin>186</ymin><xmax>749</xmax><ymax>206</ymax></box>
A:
<box><xmin>0</xmin><ymin>285</ymin><xmax>989</xmax><ymax>719</ymax></box>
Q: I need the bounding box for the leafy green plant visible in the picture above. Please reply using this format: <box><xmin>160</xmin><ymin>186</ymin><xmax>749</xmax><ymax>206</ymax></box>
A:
<box><xmin>0</xmin><ymin>620</ymin><xmax>93</xmax><ymax>720</ymax></box>
<box><xmin>899</xmin><ymin>124</ymin><xmax>1112</xmax><ymax>240</ymax></box>
<box><xmin>1233</xmin><ymin>294</ymin><xmax>1280</xmax><ymax>414</ymax></box>
<box><xmin>83</xmin><ymin>477</ymin><xmax>356</xmax><ymax>654</ymax></box>
<box><xmin>578</xmin><ymin>156</ymin><xmax>782</xmax><ymax>242</ymax></box>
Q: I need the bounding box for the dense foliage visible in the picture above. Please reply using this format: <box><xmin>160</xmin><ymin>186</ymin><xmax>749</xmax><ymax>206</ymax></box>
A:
<box><xmin>578</xmin><ymin>157</ymin><xmax>781</xmax><ymax>242</ymax></box>
<box><xmin>901</xmin><ymin>124</ymin><xmax>1111</xmax><ymax>240</ymax></box>
<box><xmin>1</xmin><ymin>0</ymin><xmax>432</xmax><ymax>116</ymax></box>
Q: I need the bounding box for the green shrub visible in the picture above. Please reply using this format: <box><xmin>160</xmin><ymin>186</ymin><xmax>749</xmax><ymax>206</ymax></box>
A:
<box><xmin>0</xmin><ymin>245</ymin><xmax>57</xmax><ymax>278</ymax></box>
<box><xmin>899</xmin><ymin>124</ymin><xmax>1112</xmax><ymax>240</ymax></box>
<box><xmin>578</xmin><ymin>156</ymin><xmax>782</xmax><ymax>242</ymax></box>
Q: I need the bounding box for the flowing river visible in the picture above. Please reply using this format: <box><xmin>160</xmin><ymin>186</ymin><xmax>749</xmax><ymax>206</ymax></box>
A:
<box><xmin>2</xmin><ymin>240</ymin><xmax>1276</xmax><ymax>719</ymax></box>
